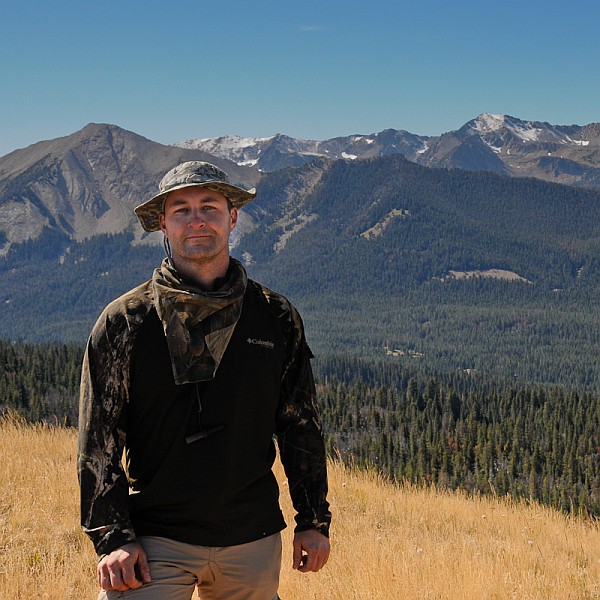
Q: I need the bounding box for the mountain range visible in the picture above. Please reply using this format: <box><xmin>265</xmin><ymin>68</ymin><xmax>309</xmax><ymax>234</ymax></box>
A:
<box><xmin>2</xmin><ymin>113</ymin><xmax>600</xmax><ymax>255</ymax></box>
<box><xmin>2</xmin><ymin>115</ymin><xmax>600</xmax><ymax>388</ymax></box>
<box><xmin>176</xmin><ymin>113</ymin><xmax>600</xmax><ymax>189</ymax></box>
<box><xmin>0</xmin><ymin>123</ymin><xmax>259</xmax><ymax>253</ymax></box>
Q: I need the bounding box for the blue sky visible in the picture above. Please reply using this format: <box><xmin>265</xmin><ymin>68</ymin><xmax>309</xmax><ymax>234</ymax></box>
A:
<box><xmin>1</xmin><ymin>0</ymin><xmax>599</xmax><ymax>157</ymax></box>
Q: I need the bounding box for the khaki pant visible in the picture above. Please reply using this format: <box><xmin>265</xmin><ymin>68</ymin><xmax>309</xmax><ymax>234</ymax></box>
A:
<box><xmin>99</xmin><ymin>533</ymin><xmax>282</xmax><ymax>600</ymax></box>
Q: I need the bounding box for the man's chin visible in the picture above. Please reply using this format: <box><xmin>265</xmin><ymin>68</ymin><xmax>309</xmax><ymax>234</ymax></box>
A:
<box><xmin>181</xmin><ymin>245</ymin><xmax>228</xmax><ymax>262</ymax></box>
<box><xmin>183</xmin><ymin>241</ymin><xmax>216</xmax><ymax>254</ymax></box>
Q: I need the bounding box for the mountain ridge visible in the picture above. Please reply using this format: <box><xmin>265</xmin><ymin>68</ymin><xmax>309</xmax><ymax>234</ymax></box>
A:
<box><xmin>4</xmin><ymin>149</ymin><xmax>600</xmax><ymax>387</ymax></box>
<box><xmin>2</xmin><ymin>112</ymin><xmax>598</xmax><ymax>256</ymax></box>
<box><xmin>4</xmin><ymin>120</ymin><xmax>600</xmax><ymax>387</ymax></box>
<box><xmin>0</xmin><ymin>123</ymin><xmax>260</xmax><ymax>253</ymax></box>
<box><xmin>175</xmin><ymin>113</ymin><xmax>600</xmax><ymax>189</ymax></box>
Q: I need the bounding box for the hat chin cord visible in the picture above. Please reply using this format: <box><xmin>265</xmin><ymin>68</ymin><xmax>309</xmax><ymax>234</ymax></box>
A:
<box><xmin>163</xmin><ymin>235</ymin><xmax>173</xmax><ymax>260</ymax></box>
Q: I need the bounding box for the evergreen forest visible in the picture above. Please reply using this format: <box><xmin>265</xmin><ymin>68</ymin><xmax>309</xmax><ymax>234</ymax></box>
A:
<box><xmin>2</xmin><ymin>155</ymin><xmax>600</xmax><ymax>519</ymax></box>
<box><xmin>2</xmin><ymin>339</ymin><xmax>599</xmax><ymax>517</ymax></box>
<box><xmin>3</xmin><ymin>156</ymin><xmax>600</xmax><ymax>388</ymax></box>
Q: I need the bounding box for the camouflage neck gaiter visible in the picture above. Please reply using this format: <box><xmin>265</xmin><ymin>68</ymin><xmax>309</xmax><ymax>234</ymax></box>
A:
<box><xmin>151</xmin><ymin>258</ymin><xmax>248</xmax><ymax>385</ymax></box>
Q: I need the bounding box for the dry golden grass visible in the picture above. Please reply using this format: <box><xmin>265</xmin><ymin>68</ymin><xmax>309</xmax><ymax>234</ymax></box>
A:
<box><xmin>0</xmin><ymin>413</ymin><xmax>95</xmax><ymax>599</ymax></box>
<box><xmin>1</xmin><ymin>415</ymin><xmax>599</xmax><ymax>599</ymax></box>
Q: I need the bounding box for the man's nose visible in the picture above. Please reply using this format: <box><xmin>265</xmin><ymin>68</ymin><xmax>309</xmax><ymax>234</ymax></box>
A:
<box><xmin>188</xmin><ymin>210</ymin><xmax>206</xmax><ymax>227</ymax></box>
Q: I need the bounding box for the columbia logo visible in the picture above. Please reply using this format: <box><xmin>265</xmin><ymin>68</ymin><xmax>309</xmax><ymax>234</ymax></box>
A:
<box><xmin>246</xmin><ymin>337</ymin><xmax>275</xmax><ymax>350</ymax></box>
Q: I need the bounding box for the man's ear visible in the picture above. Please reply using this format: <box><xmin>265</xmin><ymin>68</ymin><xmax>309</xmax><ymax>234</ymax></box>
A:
<box><xmin>158</xmin><ymin>212</ymin><xmax>166</xmax><ymax>234</ymax></box>
<box><xmin>230</xmin><ymin>207</ymin><xmax>238</xmax><ymax>230</ymax></box>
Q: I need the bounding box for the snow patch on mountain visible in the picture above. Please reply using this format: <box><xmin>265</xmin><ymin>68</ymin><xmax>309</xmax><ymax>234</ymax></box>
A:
<box><xmin>472</xmin><ymin>113</ymin><xmax>589</xmax><ymax>148</ymax></box>
<box><xmin>352</xmin><ymin>136</ymin><xmax>374</xmax><ymax>144</ymax></box>
<box><xmin>171</xmin><ymin>115</ymin><xmax>599</xmax><ymax>186</ymax></box>
<box><xmin>174</xmin><ymin>129</ymin><xmax>431</xmax><ymax>172</ymax></box>
<box><xmin>473</xmin><ymin>113</ymin><xmax>507</xmax><ymax>133</ymax></box>
<box><xmin>177</xmin><ymin>134</ymin><xmax>274</xmax><ymax>153</ymax></box>
<box><xmin>473</xmin><ymin>113</ymin><xmax>548</xmax><ymax>143</ymax></box>
<box><xmin>175</xmin><ymin>134</ymin><xmax>276</xmax><ymax>167</ymax></box>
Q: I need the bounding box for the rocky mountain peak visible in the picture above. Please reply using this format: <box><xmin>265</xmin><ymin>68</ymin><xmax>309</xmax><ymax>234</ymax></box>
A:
<box><xmin>0</xmin><ymin>124</ymin><xmax>260</xmax><ymax>254</ymax></box>
<box><xmin>471</xmin><ymin>113</ymin><xmax>508</xmax><ymax>133</ymax></box>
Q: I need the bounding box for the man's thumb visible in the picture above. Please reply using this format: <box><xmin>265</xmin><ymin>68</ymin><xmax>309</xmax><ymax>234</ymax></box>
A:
<box><xmin>292</xmin><ymin>539</ymin><xmax>302</xmax><ymax>570</ymax></box>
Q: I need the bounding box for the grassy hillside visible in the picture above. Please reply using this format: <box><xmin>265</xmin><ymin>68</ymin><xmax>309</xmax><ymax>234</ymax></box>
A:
<box><xmin>1</xmin><ymin>415</ymin><xmax>598</xmax><ymax>599</ymax></box>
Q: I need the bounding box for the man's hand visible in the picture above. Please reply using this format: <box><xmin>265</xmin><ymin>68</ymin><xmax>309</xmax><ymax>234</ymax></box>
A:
<box><xmin>97</xmin><ymin>542</ymin><xmax>151</xmax><ymax>591</ymax></box>
<box><xmin>292</xmin><ymin>529</ymin><xmax>330</xmax><ymax>573</ymax></box>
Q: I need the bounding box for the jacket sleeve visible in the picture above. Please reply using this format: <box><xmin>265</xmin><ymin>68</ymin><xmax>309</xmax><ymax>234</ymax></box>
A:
<box><xmin>77</xmin><ymin>313</ymin><xmax>137</xmax><ymax>556</ymax></box>
<box><xmin>275</xmin><ymin>301</ymin><xmax>331</xmax><ymax>537</ymax></box>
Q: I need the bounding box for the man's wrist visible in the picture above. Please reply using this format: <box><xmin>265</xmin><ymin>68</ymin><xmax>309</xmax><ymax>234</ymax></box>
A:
<box><xmin>294</xmin><ymin>521</ymin><xmax>330</xmax><ymax>538</ymax></box>
<box><xmin>94</xmin><ymin>527</ymin><xmax>138</xmax><ymax>558</ymax></box>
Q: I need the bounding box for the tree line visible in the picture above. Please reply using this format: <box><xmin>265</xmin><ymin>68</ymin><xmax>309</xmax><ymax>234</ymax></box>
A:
<box><xmin>314</xmin><ymin>356</ymin><xmax>600</xmax><ymax>516</ymax></box>
<box><xmin>0</xmin><ymin>339</ymin><xmax>82</xmax><ymax>425</ymax></box>
<box><xmin>1</xmin><ymin>341</ymin><xmax>599</xmax><ymax>517</ymax></box>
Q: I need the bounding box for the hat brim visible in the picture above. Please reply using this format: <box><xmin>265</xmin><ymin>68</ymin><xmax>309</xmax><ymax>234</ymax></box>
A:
<box><xmin>134</xmin><ymin>181</ymin><xmax>256</xmax><ymax>233</ymax></box>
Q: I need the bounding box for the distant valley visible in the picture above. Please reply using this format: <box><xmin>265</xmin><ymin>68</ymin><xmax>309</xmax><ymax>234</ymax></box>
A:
<box><xmin>2</xmin><ymin>116</ymin><xmax>600</xmax><ymax>388</ymax></box>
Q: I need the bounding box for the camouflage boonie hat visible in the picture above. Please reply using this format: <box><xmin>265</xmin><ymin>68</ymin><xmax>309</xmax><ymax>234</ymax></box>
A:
<box><xmin>135</xmin><ymin>161</ymin><xmax>257</xmax><ymax>232</ymax></box>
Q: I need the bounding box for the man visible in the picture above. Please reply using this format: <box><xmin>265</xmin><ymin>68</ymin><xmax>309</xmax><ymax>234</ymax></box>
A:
<box><xmin>78</xmin><ymin>161</ymin><xmax>331</xmax><ymax>599</ymax></box>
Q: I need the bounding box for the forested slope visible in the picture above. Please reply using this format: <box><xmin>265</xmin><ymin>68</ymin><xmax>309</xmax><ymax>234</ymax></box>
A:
<box><xmin>2</xmin><ymin>341</ymin><xmax>598</xmax><ymax>516</ymax></box>
<box><xmin>3</xmin><ymin>155</ymin><xmax>600</xmax><ymax>386</ymax></box>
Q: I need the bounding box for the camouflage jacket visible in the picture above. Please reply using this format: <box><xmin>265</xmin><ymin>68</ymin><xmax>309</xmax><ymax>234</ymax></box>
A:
<box><xmin>78</xmin><ymin>269</ymin><xmax>331</xmax><ymax>556</ymax></box>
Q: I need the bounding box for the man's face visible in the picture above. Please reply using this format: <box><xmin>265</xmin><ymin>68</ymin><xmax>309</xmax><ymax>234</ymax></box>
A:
<box><xmin>159</xmin><ymin>186</ymin><xmax>238</xmax><ymax>267</ymax></box>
